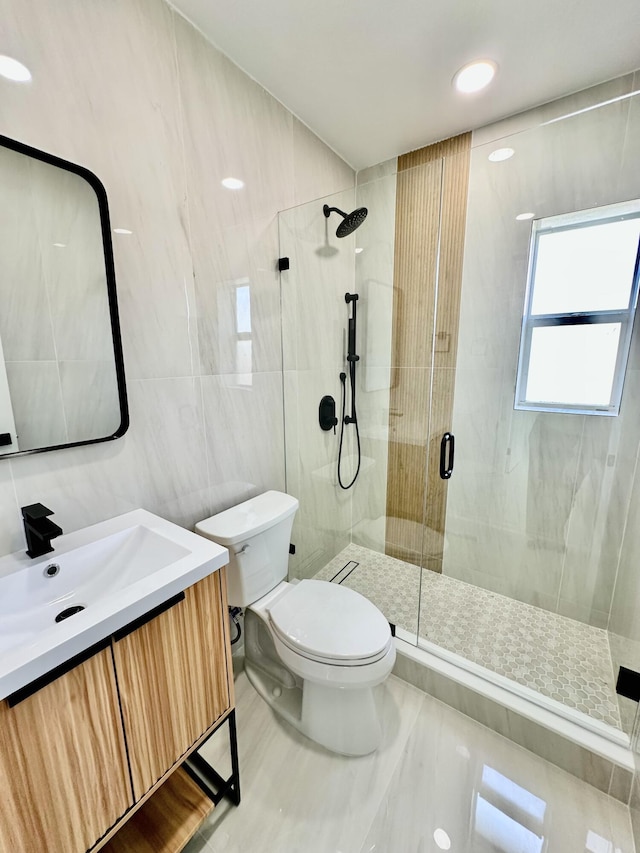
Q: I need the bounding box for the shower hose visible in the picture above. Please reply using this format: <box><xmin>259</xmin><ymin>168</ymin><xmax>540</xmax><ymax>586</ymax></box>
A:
<box><xmin>337</xmin><ymin>368</ymin><xmax>361</xmax><ymax>490</ymax></box>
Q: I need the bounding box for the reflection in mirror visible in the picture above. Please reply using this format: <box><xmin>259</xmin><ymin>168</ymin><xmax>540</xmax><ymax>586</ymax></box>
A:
<box><xmin>0</xmin><ymin>136</ymin><xmax>127</xmax><ymax>456</ymax></box>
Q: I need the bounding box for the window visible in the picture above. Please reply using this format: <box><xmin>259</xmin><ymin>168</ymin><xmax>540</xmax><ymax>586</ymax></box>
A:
<box><xmin>515</xmin><ymin>199</ymin><xmax>640</xmax><ymax>416</ymax></box>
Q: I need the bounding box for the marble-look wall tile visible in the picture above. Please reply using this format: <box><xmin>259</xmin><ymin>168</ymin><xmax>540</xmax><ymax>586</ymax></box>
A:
<box><xmin>175</xmin><ymin>14</ymin><xmax>295</xmax><ymax>236</ymax></box>
<box><xmin>356</xmin><ymin>158</ymin><xmax>398</xmax><ymax>185</ymax></box>
<box><xmin>193</xmin><ymin>217</ymin><xmax>282</xmax><ymax>377</ymax></box>
<box><xmin>8</xmin><ymin>377</ymin><xmax>208</xmax><ymax>538</ymax></box>
<box><xmin>202</xmin><ymin>373</ymin><xmax>286</xmax><ymax>513</ymax></box>
<box><xmin>8</xmin><ymin>440</ymin><xmax>139</xmax><ymax>539</ymax></box>
<box><xmin>0</xmin><ymin>0</ymin><xmax>353</xmax><ymax>558</ymax></box>
<box><xmin>116</xmin><ymin>377</ymin><xmax>210</xmax><ymax>521</ymax></box>
<box><xmin>292</xmin><ymin>119</ymin><xmax>355</xmax><ymax>207</ymax></box>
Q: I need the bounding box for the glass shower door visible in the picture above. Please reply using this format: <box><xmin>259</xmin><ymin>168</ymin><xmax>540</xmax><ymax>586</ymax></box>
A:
<box><xmin>420</xmin><ymin>100</ymin><xmax>640</xmax><ymax>734</ymax></box>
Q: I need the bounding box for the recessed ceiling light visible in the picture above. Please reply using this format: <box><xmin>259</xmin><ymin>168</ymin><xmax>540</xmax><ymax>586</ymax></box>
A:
<box><xmin>53</xmin><ymin>242</ymin><xmax>66</xmax><ymax>248</ymax></box>
<box><xmin>221</xmin><ymin>177</ymin><xmax>244</xmax><ymax>190</ymax></box>
<box><xmin>453</xmin><ymin>60</ymin><xmax>496</xmax><ymax>94</ymax></box>
<box><xmin>516</xmin><ymin>212</ymin><xmax>535</xmax><ymax>221</ymax></box>
<box><xmin>0</xmin><ymin>55</ymin><xmax>31</xmax><ymax>82</ymax></box>
<box><xmin>355</xmin><ymin>247</ymin><xmax>363</xmax><ymax>254</ymax></box>
<box><xmin>488</xmin><ymin>147</ymin><xmax>515</xmax><ymax>162</ymax></box>
<box><xmin>433</xmin><ymin>828</ymin><xmax>452</xmax><ymax>850</ymax></box>
<box><xmin>113</xmin><ymin>228</ymin><xmax>133</xmax><ymax>235</ymax></box>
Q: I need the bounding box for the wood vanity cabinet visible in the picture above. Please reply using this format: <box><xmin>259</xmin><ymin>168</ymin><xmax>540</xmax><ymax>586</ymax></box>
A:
<box><xmin>111</xmin><ymin>570</ymin><xmax>232</xmax><ymax>799</ymax></box>
<box><xmin>0</xmin><ymin>648</ymin><xmax>132</xmax><ymax>853</ymax></box>
<box><xmin>0</xmin><ymin>567</ymin><xmax>234</xmax><ymax>853</ymax></box>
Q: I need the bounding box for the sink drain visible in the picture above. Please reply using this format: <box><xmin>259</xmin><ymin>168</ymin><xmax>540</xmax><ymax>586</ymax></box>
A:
<box><xmin>55</xmin><ymin>605</ymin><xmax>85</xmax><ymax>623</ymax></box>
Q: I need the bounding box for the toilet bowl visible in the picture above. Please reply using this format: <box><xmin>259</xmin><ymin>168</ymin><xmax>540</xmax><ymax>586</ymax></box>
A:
<box><xmin>196</xmin><ymin>490</ymin><xmax>396</xmax><ymax>756</ymax></box>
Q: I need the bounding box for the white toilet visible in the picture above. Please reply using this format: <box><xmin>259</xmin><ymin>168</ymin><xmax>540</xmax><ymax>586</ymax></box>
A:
<box><xmin>196</xmin><ymin>490</ymin><xmax>396</xmax><ymax>756</ymax></box>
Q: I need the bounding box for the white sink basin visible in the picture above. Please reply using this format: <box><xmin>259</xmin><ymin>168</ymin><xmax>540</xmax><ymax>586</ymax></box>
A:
<box><xmin>0</xmin><ymin>509</ymin><xmax>229</xmax><ymax>700</ymax></box>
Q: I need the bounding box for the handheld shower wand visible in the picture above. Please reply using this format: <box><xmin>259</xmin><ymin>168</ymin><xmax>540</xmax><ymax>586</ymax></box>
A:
<box><xmin>338</xmin><ymin>293</ymin><xmax>361</xmax><ymax>490</ymax></box>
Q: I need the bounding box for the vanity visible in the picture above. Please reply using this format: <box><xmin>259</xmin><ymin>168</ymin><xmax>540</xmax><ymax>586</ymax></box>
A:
<box><xmin>0</xmin><ymin>511</ymin><xmax>238</xmax><ymax>853</ymax></box>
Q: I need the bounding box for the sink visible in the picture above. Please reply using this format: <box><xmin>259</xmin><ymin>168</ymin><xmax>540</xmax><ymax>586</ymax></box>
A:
<box><xmin>0</xmin><ymin>509</ymin><xmax>229</xmax><ymax>700</ymax></box>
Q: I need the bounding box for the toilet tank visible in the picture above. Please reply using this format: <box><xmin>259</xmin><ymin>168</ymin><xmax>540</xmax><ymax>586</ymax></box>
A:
<box><xmin>195</xmin><ymin>491</ymin><xmax>299</xmax><ymax>607</ymax></box>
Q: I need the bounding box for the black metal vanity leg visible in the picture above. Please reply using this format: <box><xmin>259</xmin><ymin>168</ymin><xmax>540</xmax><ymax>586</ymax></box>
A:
<box><xmin>184</xmin><ymin>710</ymin><xmax>241</xmax><ymax>807</ymax></box>
<box><xmin>228</xmin><ymin>710</ymin><xmax>241</xmax><ymax>805</ymax></box>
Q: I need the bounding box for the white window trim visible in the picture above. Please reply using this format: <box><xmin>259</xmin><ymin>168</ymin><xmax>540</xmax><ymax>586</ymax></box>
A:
<box><xmin>515</xmin><ymin>200</ymin><xmax>640</xmax><ymax>417</ymax></box>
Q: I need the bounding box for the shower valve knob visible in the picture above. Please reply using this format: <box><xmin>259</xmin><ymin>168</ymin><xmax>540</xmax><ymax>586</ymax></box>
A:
<box><xmin>319</xmin><ymin>395</ymin><xmax>338</xmax><ymax>432</ymax></box>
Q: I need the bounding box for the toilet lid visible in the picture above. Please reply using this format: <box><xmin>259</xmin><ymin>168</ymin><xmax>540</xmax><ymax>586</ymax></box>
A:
<box><xmin>268</xmin><ymin>579</ymin><xmax>391</xmax><ymax>662</ymax></box>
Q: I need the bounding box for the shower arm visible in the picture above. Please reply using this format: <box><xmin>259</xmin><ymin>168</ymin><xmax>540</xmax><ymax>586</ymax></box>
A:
<box><xmin>345</xmin><ymin>293</ymin><xmax>359</xmax><ymax>425</ymax></box>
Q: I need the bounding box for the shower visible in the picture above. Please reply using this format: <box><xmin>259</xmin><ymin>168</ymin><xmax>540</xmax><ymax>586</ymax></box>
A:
<box><xmin>323</xmin><ymin>204</ymin><xmax>368</xmax><ymax>238</ymax></box>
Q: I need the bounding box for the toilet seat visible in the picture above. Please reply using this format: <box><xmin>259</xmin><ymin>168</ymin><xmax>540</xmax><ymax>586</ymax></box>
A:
<box><xmin>267</xmin><ymin>579</ymin><xmax>391</xmax><ymax>666</ymax></box>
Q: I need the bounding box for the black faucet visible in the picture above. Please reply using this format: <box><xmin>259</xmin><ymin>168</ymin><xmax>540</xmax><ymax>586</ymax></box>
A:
<box><xmin>21</xmin><ymin>504</ymin><xmax>63</xmax><ymax>559</ymax></box>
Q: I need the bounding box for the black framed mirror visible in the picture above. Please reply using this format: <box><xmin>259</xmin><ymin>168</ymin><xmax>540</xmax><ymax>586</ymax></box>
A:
<box><xmin>0</xmin><ymin>135</ymin><xmax>128</xmax><ymax>457</ymax></box>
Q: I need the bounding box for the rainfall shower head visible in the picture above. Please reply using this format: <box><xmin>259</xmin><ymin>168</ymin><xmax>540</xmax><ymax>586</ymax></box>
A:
<box><xmin>323</xmin><ymin>204</ymin><xmax>368</xmax><ymax>238</ymax></box>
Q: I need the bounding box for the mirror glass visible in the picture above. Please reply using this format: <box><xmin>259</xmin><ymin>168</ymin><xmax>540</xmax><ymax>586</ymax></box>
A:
<box><xmin>0</xmin><ymin>136</ymin><xmax>127</xmax><ymax>456</ymax></box>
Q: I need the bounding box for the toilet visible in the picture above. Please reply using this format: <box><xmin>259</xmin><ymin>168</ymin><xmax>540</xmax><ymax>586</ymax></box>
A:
<box><xmin>196</xmin><ymin>490</ymin><xmax>396</xmax><ymax>756</ymax></box>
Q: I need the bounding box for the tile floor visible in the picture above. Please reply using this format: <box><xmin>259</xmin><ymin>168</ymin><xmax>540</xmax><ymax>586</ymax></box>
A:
<box><xmin>185</xmin><ymin>671</ymin><xmax>634</xmax><ymax>853</ymax></box>
<box><xmin>314</xmin><ymin>544</ymin><xmax>622</xmax><ymax>729</ymax></box>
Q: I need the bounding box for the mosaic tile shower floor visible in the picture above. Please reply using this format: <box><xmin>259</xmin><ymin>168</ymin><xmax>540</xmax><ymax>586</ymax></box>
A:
<box><xmin>314</xmin><ymin>543</ymin><xmax>622</xmax><ymax>730</ymax></box>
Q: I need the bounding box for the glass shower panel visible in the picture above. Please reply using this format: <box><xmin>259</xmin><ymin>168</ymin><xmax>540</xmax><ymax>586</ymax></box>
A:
<box><xmin>279</xmin><ymin>187</ymin><xmax>357</xmax><ymax>583</ymax></box>
<box><xmin>278</xmin><ymin>172</ymin><xmax>423</xmax><ymax>645</ymax></box>
<box><xmin>419</xmin><ymin>92</ymin><xmax>640</xmax><ymax>734</ymax></box>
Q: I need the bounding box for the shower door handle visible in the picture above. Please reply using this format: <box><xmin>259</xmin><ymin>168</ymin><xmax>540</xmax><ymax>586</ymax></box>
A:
<box><xmin>439</xmin><ymin>432</ymin><xmax>455</xmax><ymax>480</ymax></box>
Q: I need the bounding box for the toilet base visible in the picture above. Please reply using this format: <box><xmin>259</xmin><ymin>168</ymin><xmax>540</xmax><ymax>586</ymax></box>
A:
<box><xmin>244</xmin><ymin>657</ymin><xmax>384</xmax><ymax>756</ymax></box>
<box><xmin>244</xmin><ymin>609</ymin><xmax>389</xmax><ymax>756</ymax></box>
<box><xmin>300</xmin><ymin>679</ymin><xmax>383</xmax><ymax>756</ymax></box>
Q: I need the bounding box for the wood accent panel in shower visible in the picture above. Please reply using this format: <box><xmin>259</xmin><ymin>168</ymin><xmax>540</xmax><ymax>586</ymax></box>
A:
<box><xmin>385</xmin><ymin>134</ymin><xmax>471</xmax><ymax>569</ymax></box>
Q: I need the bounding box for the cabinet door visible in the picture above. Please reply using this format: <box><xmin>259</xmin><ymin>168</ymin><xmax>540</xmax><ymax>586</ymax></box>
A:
<box><xmin>112</xmin><ymin>570</ymin><xmax>232</xmax><ymax>800</ymax></box>
<box><xmin>0</xmin><ymin>648</ymin><xmax>133</xmax><ymax>853</ymax></box>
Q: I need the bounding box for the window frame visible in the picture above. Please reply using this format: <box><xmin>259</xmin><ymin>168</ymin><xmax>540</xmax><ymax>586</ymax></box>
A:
<box><xmin>515</xmin><ymin>200</ymin><xmax>640</xmax><ymax>417</ymax></box>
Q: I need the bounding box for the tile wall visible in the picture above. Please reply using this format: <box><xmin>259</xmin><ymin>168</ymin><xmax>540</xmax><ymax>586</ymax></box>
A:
<box><xmin>0</xmin><ymin>0</ymin><xmax>353</xmax><ymax>555</ymax></box>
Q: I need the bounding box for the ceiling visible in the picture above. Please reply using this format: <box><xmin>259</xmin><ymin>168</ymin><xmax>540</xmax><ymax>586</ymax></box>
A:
<box><xmin>170</xmin><ymin>0</ymin><xmax>640</xmax><ymax>170</ymax></box>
